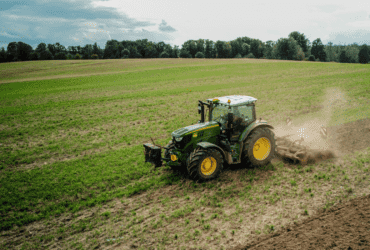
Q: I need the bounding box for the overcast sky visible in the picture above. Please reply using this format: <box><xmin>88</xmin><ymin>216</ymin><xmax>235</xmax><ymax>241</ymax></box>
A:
<box><xmin>1</xmin><ymin>0</ymin><xmax>370</xmax><ymax>50</ymax></box>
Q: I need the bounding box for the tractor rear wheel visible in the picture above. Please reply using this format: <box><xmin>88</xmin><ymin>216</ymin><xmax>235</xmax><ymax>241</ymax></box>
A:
<box><xmin>187</xmin><ymin>148</ymin><xmax>224</xmax><ymax>181</ymax></box>
<box><xmin>243</xmin><ymin>127</ymin><xmax>276</xmax><ymax>167</ymax></box>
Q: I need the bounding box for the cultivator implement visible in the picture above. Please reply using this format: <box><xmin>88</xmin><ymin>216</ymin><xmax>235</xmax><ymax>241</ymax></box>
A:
<box><xmin>275</xmin><ymin>120</ymin><xmax>334</xmax><ymax>165</ymax></box>
<box><xmin>276</xmin><ymin>136</ymin><xmax>309</xmax><ymax>165</ymax></box>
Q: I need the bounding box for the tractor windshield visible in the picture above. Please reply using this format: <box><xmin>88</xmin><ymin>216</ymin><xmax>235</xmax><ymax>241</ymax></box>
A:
<box><xmin>211</xmin><ymin>104</ymin><xmax>254</xmax><ymax>126</ymax></box>
<box><xmin>211</xmin><ymin>105</ymin><xmax>229</xmax><ymax>124</ymax></box>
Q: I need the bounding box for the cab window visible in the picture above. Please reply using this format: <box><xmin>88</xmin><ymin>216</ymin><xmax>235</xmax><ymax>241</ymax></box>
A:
<box><xmin>234</xmin><ymin>105</ymin><xmax>254</xmax><ymax>123</ymax></box>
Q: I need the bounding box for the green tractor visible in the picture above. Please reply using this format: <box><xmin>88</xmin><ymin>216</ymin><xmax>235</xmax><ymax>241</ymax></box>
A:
<box><xmin>143</xmin><ymin>95</ymin><xmax>276</xmax><ymax>181</ymax></box>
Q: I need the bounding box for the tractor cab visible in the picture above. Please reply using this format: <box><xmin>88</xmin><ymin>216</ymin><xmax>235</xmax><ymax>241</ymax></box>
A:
<box><xmin>198</xmin><ymin>95</ymin><xmax>257</xmax><ymax>143</ymax></box>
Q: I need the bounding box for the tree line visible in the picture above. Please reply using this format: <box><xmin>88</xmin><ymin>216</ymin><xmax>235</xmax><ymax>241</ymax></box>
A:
<box><xmin>0</xmin><ymin>31</ymin><xmax>369</xmax><ymax>64</ymax></box>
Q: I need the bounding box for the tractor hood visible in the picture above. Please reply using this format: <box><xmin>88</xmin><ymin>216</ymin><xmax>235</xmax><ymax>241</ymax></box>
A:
<box><xmin>171</xmin><ymin>121</ymin><xmax>219</xmax><ymax>138</ymax></box>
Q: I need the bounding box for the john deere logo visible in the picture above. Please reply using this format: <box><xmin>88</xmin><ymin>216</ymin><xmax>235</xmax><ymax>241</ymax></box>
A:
<box><xmin>193</xmin><ymin>133</ymin><xmax>197</xmax><ymax>138</ymax></box>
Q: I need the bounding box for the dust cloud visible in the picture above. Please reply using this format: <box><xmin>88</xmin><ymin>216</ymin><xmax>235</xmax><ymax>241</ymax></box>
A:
<box><xmin>273</xmin><ymin>88</ymin><xmax>352</xmax><ymax>163</ymax></box>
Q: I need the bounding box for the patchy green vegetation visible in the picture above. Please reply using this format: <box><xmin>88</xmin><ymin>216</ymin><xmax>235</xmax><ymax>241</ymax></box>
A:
<box><xmin>0</xmin><ymin>59</ymin><xmax>369</xmax><ymax>249</ymax></box>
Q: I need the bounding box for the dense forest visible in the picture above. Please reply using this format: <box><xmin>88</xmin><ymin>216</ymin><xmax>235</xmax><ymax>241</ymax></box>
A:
<box><xmin>0</xmin><ymin>31</ymin><xmax>369</xmax><ymax>64</ymax></box>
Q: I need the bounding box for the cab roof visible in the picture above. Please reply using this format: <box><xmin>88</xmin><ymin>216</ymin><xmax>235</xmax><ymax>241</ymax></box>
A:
<box><xmin>206</xmin><ymin>95</ymin><xmax>257</xmax><ymax>107</ymax></box>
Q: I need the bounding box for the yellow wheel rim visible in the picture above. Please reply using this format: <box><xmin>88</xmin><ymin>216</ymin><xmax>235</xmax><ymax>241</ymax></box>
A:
<box><xmin>201</xmin><ymin>157</ymin><xmax>217</xmax><ymax>175</ymax></box>
<box><xmin>253</xmin><ymin>137</ymin><xmax>271</xmax><ymax>161</ymax></box>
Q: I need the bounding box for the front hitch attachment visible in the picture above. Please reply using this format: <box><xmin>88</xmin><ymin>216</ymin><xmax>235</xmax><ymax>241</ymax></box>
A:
<box><xmin>143</xmin><ymin>143</ymin><xmax>163</xmax><ymax>168</ymax></box>
<box><xmin>143</xmin><ymin>138</ymin><xmax>168</xmax><ymax>168</ymax></box>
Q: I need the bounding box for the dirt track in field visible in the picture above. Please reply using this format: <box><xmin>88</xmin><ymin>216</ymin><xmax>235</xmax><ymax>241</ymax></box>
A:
<box><xmin>232</xmin><ymin>117</ymin><xmax>370</xmax><ymax>250</ymax></box>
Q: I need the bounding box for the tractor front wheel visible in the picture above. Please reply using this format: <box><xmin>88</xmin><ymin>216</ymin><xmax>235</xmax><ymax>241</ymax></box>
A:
<box><xmin>243</xmin><ymin>127</ymin><xmax>276</xmax><ymax>167</ymax></box>
<box><xmin>164</xmin><ymin>141</ymin><xmax>182</xmax><ymax>171</ymax></box>
<box><xmin>187</xmin><ymin>148</ymin><xmax>224</xmax><ymax>181</ymax></box>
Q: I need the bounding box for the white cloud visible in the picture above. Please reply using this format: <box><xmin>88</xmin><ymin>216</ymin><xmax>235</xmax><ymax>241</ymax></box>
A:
<box><xmin>91</xmin><ymin>0</ymin><xmax>370</xmax><ymax>46</ymax></box>
<box><xmin>2</xmin><ymin>0</ymin><xmax>370</xmax><ymax>48</ymax></box>
<box><xmin>346</xmin><ymin>21</ymin><xmax>370</xmax><ymax>28</ymax></box>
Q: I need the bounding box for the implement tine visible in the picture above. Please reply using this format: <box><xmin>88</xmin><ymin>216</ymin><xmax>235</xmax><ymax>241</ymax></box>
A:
<box><xmin>150</xmin><ymin>137</ymin><xmax>164</xmax><ymax>149</ymax></box>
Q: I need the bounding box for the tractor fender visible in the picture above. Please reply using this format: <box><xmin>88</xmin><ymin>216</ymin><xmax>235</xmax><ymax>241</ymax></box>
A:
<box><xmin>196</xmin><ymin>142</ymin><xmax>227</xmax><ymax>161</ymax></box>
<box><xmin>239</xmin><ymin>121</ymin><xmax>274</xmax><ymax>143</ymax></box>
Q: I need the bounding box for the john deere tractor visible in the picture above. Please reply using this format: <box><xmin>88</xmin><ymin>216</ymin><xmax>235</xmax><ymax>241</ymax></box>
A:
<box><xmin>143</xmin><ymin>95</ymin><xmax>276</xmax><ymax>181</ymax></box>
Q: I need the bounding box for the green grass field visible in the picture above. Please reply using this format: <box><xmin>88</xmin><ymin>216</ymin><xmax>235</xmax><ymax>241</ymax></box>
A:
<box><xmin>0</xmin><ymin>58</ymin><xmax>369</xmax><ymax>249</ymax></box>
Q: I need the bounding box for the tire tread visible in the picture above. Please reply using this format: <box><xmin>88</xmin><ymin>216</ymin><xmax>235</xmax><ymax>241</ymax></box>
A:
<box><xmin>243</xmin><ymin>127</ymin><xmax>276</xmax><ymax>167</ymax></box>
<box><xmin>187</xmin><ymin>147</ymin><xmax>224</xmax><ymax>181</ymax></box>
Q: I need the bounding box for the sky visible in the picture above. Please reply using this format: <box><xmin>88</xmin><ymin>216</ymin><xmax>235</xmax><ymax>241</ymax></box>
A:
<box><xmin>1</xmin><ymin>0</ymin><xmax>370</xmax><ymax>50</ymax></box>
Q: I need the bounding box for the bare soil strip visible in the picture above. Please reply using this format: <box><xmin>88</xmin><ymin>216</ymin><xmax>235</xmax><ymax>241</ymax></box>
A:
<box><xmin>232</xmin><ymin>193</ymin><xmax>370</xmax><ymax>250</ymax></box>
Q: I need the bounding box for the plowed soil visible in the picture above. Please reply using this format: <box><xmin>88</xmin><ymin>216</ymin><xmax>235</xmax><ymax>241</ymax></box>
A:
<box><xmin>233</xmin><ymin>118</ymin><xmax>370</xmax><ymax>250</ymax></box>
<box><xmin>232</xmin><ymin>194</ymin><xmax>370</xmax><ymax>250</ymax></box>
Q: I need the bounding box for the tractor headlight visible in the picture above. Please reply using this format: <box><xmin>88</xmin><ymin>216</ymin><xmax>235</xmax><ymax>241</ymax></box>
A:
<box><xmin>175</xmin><ymin>137</ymin><xmax>183</xmax><ymax>142</ymax></box>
